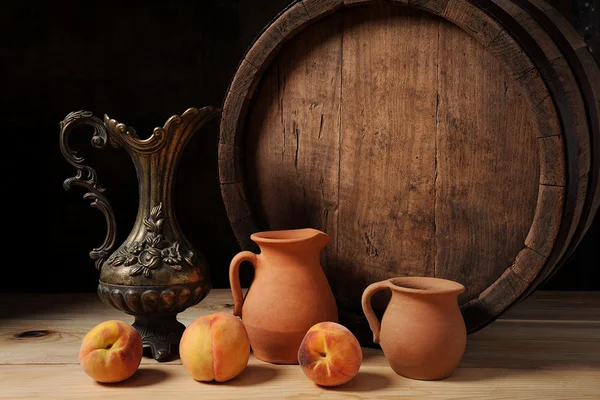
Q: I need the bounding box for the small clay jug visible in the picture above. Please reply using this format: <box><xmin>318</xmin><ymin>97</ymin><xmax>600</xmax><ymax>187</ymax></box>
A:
<box><xmin>362</xmin><ymin>277</ymin><xmax>466</xmax><ymax>380</ymax></box>
<box><xmin>229</xmin><ymin>228</ymin><xmax>338</xmax><ymax>364</ymax></box>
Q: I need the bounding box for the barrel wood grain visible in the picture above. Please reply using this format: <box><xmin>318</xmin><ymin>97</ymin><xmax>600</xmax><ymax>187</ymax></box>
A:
<box><xmin>543</xmin><ymin>8</ymin><xmax>587</xmax><ymax>50</ymax></box>
<box><xmin>221</xmin><ymin>91</ymin><xmax>248</xmax><ymax>146</ymax></box>
<box><xmin>579</xmin><ymin>48</ymin><xmax>600</xmax><ymax>231</ymax></box>
<box><xmin>218</xmin><ymin>143</ymin><xmax>243</xmax><ymax>184</ymax></box>
<box><xmin>528</xmin><ymin>0</ymin><xmax>554</xmax><ymax>12</ymax></box>
<box><xmin>335</xmin><ymin>5</ymin><xmax>438</xmax><ymax>309</ymax></box>
<box><xmin>245</xmin><ymin>3</ymin><xmax>311</xmax><ymax>70</ymax></box>
<box><xmin>507</xmin><ymin>0</ymin><xmax>600</xmax><ymax>288</ymax></box>
<box><xmin>229</xmin><ymin>60</ymin><xmax>259</xmax><ymax>96</ymax></box>
<box><xmin>525</xmin><ymin>185</ymin><xmax>565</xmax><ymax>257</ymax></box>
<box><xmin>302</xmin><ymin>0</ymin><xmax>343</xmax><ymax>19</ymax></box>
<box><xmin>410</xmin><ymin>0</ymin><xmax>450</xmax><ymax>15</ymax></box>
<box><xmin>492</xmin><ymin>0</ymin><xmax>591</xmax><ymax>281</ymax></box>
<box><xmin>444</xmin><ymin>0</ymin><xmax>504</xmax><ymax>46</ymax></box>
<box><xmin>530</xmin><ymin>0</ymin><xmax>600</xmax><ymax>255</ymax></box>
<box><xmin>434</xmin><ymin>18</ymin><xmax>540</xmax><ymax>304</ymax></box>
<box><xmin>539</xmin><ymin>135</ymin><xmax>566</xmax><ymax>186</ymax></box>
<box><xmin>271</xmin><ymin>3</ymin><xmax>312</xmax><ymax>39</ymax></box>
<box><xmin>343</xmin><ymin>0</ymin><xmax>384</xmax><ymax>6</ymax></box>
<box><xmin>487</xmin><ymin>29</ymin><xmax>536</xmax><ymax>77</ymax></box>
<box><xmin>221</xmin><ymin>181</ymin><xmax>253</xmax><ymax>223</ymax></box>
<box><xmin>245</xmin><ymin>28</ymin><xmax>284</xmax><ymax>70</ymax></box>
<box><xmin>245</xmin><ymin>10</ymin><xmax>343</xmax><ymax>263</ymax></box>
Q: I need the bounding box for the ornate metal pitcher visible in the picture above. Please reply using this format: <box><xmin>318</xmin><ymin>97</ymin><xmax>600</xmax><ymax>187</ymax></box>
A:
<box><xmin>59</xmin><ymin>107</ymin><xmax>218</xmax><ymax>361</ymax></box>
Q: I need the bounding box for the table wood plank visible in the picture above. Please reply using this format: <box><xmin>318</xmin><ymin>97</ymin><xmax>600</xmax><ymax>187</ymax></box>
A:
<box><xmin>500</xmin><ymin>291</ymin><xmax>600</xmax><ymax>321</ymax></box>
<box><xmin>2</xmin><ymin>317</ymin><xmax>599</xmax><ymax>368</ymax></box>
<box><xmin>1</xmin><ymin>363</ymin><xmax>599</xmax><ymax>400</ymax></box>
<box><xmin>1</xmin><ymin>290</ymin><xmax>598</xmax><ymax>398</ymax></box>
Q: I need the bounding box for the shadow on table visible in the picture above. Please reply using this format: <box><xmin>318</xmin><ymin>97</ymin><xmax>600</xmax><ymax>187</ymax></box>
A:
<box><xmin>96</xmin><ymin>367</ymin><xmax>170</xmax><ymax>388</ymax></box>
<box><xmin>224</xmin><ymin>364</ymin><xmax>280</xmax><ymax>386</ymax></box>
<box><xmin>327</xmin><ymin>371</ymin><xmax>393</xmax><ymax>392</ymax></box>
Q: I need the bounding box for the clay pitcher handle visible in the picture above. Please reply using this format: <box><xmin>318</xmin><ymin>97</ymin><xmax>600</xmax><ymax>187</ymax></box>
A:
<box><xmin>229</xmin><ymin>251</ymin><xmax>258</xmax><ymax>317</ymax></box>
<box><xmin>361</xmin><ymin>280</ymin><xmax>392</xmax><ymax>344</ymax></box>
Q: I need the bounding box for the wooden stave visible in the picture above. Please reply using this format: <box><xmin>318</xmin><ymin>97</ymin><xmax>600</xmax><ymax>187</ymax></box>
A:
<box><xmin>484</xmin><ymin>0</ymin><xmax>600</xmax><ymax>299</ymax></box>
<box><xmin>408</xmin><ymin>0</ymin><xmax>582</xmax><ymax>332</ymax></box>
<box><xmin>217</xmin><ymin>0</ymin><xmax>591</xmax><ymax>336</ymax></box>
<box><xmin>455</xmin><ymin>0</ymin><xmax>594</xmax><ymax>332</ymax></box>
<box><xmin>511</xmin><ymin>0</ymin><xmax>600</xmax><ymax>290</ymax></box>
<box><xmin>459</xmin><ymin>0</ymin><xmax>596</xmax><ymax>329</ymax></box>
<box><xmin>412</xmin><ymin>0</ymin><xmax>597</xmax><ymax>329</ymax></box>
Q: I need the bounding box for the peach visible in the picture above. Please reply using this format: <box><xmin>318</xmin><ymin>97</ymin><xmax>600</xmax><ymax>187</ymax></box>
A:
<box><xmin>78</xmin><ymin>320</ymin><xmax>143</xmax><ymax>383</ymax></box>
<box><xmin>179</xmin><ymin>312</ymin><xmax>250</xmax><ymax>382</ymax></box>
<box><xmin>298</xmin><ymin>322</ymin><xmax>362</xmax><ymax>386</ymax></box>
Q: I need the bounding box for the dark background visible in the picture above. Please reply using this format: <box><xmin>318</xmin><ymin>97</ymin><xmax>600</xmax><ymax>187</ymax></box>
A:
<box><xmin>3</xmin><ymin>0</ymin><xmax>598</xmax><ymax>293</ymax></box>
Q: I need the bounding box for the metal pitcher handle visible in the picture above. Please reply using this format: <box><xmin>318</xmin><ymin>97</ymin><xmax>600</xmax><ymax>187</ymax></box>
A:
<box><xmin>59</xmin><ymin>110</ymin><xmax>119</xmax><ymax>270</ymax></box>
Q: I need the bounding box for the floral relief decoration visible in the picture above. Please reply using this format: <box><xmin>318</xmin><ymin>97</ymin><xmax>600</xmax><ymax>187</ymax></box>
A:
<box><xmin>107</xmin><ymin>203</ymin><xmax>193</xmax><ymax>277</ymax></box>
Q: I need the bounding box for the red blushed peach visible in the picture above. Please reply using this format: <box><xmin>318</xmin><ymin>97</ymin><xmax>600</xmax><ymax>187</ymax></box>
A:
<box><xmin>298</xmin><ymin>322</ymin><xmax>363</xmax><ymax>386</ymax></box>
<box><xmin>78</xmin><ymin>320</ymin><xmax>143</xmax><ymax>383</ymax></box>
<box><xmin>179</xmin><ymin>312</ymin><xmax>250</xmax><ymax>382</ymax></box>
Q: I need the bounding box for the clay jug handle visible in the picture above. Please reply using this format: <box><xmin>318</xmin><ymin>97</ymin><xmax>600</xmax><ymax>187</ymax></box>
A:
<box><xmin>361</xmin><ymin>280</ymin><xmax>392</xmax><ymax>344</ymax></box>
<box><xmin>229</xmin><ymin>251</ymin><xmax>258</xmax><ymax>317</ymax></box>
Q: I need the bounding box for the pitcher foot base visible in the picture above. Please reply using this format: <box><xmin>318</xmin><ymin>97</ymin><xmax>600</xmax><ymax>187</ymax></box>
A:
<box><xmin>132</xmin><ymin>315</ymin><xmax>185</xmax><ymax>362</ymax></box>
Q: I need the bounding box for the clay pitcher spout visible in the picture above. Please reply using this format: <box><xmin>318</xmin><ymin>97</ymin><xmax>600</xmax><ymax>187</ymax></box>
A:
<box><xmin>311</xmin><ymin>229</ymin><xmax>331</xmax><ymax>251</ymax></box>
<box><xmin>250</xmin><ymin>228</ymin><xmax>330</xmax><ymax>246</ymax></box>
<box><xmin>250</xmin><ymin>228</ymin><xmax>330</xmax><ymax>260</ymax></box>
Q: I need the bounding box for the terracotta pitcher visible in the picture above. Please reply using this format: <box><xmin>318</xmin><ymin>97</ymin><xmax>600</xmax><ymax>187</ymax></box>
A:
<box><xmin>362</xmin><ymin>277</ymin><xmax>466</xmax><ymax>380</ymax></box>
<box><xmin>229</xmin><ymin>228</ymin><xmax>338</xmax><ymax>364</ymax></box>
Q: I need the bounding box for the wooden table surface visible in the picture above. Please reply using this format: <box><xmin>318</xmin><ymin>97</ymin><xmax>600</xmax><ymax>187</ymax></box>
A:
<box><xmin>1</xmin><ymin>290</ymin><xmax>598</xmax><ymax>399</ymax></box>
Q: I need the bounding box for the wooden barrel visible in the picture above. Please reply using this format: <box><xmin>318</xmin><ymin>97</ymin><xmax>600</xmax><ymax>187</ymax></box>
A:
<box><xmin>218</xmin><ymin>0</ymin><xmax>600</xmax><ymax>342</ymax></box>
<box><xmin>505</xmin><ymin>0</ymin><xmax>600</xmax><ymax>292</ymax></box>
